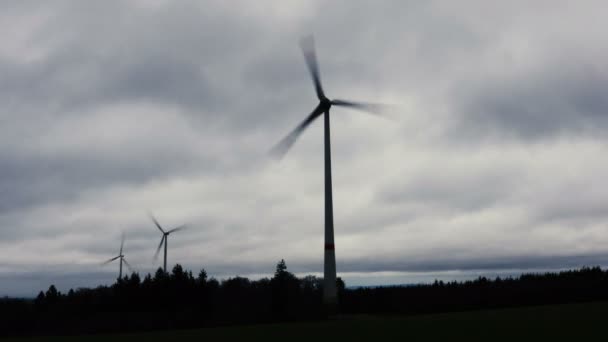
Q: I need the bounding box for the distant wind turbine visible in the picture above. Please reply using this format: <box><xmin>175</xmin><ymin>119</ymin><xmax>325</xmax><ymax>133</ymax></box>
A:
<box><xmin>150</xmin><ymin>214</ymin><xmax>186</xmax><ymax>273</ymax></box>
<box><xmin>101</xmin><ymin>233</ymin><xmax>134</xmax><ymax>280</ymax></box>
<box><xmin>271</xmin><ymin>36</ymin><xmax>389</xmax><ymax>309</ymax></box>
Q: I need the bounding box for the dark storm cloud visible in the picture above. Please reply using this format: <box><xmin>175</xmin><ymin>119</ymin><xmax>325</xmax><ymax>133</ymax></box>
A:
<box><xmin>0</xmin><ymin>1</ymin><xmax>274</xmax><ymax>216</ymax></box>
<box><xmin>0</xmin><ymin>4</ymin><xmax>230</xmax><ymax>116</ymax></box>
<box><xmin>454</xmin><ymin>61</ymin><xmax>608</xmax><ymax>140</ymax></box>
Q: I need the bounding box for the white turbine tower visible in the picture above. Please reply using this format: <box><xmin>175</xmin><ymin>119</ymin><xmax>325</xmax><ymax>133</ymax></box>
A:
<box><xmin>271</xmin><ymin>36</ymin><xmax>388</xmax><ymax>310</ymax></box>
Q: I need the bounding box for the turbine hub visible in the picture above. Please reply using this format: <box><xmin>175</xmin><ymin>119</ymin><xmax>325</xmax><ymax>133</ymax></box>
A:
<box><xmin>320</xmin><ymin>97</ymin><xmax>331</xmax><ymax>110</ymax></box>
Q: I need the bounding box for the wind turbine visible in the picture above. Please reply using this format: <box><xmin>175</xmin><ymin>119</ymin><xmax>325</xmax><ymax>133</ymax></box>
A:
<box><xmin>150</xmin><ymin>214</ymin><xmax>186</xmax><ymax>273</ymax></box>
<box><xmin>102</xmin><ymin>233</ymin><xmax>134</xmax><ymax>280</ymax></box>
<box><xmin>271</xmin><ymin>36</ymin><xmax>388</xmax><ymax>309</ymax></box>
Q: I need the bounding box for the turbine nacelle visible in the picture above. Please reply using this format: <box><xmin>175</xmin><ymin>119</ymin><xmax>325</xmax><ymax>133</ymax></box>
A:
<box><xmin>320</xmin><ymin>97</ymin><xmax>332</xmax><ymax>110</ymax></box>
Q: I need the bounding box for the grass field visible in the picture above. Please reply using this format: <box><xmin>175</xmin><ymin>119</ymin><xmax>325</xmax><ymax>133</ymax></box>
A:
<box><xmin>7</xmin><ymin>301</ymin><xmax>608</xmax><ymax>341</ymax></box>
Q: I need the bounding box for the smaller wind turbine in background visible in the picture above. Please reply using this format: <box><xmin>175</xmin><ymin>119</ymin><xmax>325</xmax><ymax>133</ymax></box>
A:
<box><xmin>101</xmin><ymin>233</ymin><xmax>134</xmax><ymax>280</ymax></box>
<box><xmin>149</xmin><ymin>214</ymin><xmax>187</xmax><ymax>273</ymax></box>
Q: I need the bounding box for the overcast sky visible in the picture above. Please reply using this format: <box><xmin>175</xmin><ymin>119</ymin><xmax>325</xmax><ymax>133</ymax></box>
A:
<box><xmin>2</xmin><ymin>0</ymin><xmax>608</xmax><ymax>297</ymax></box>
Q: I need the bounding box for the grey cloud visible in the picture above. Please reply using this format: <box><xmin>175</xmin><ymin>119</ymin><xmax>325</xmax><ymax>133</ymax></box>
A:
<box><xmin>3</xmin><ymin>1</ymin><xmax>608</xmax><ymax>296</ymax></box>
<box><xmin>201</xmin><ymin>251</ymin><xmax>608</xmax><ymax>276</ymax></box>
<box><xmin>0</xmin><ymin>130</ymin><xmax>223</xmax><ymax>214</ymax></box>
<box><xmin>378</xmin><ymin>166</ymin><xmax>519</xmax><ymax>213</ymax></box>
<box><xmin>340</xmin><ymin>253</ymin><xmax>608</xmax><ymax>274</ymax></box>
<box><xmin>454</xmin><ymin>62</ymin><xmax>608</xmax><ymax>140</ymax></box>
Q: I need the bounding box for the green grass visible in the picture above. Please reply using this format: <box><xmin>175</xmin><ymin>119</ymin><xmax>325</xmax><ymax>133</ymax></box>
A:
<box><xmin>7</xmin><ymin>301</ymin><xmax>608</xmax><ymax>341</ymax></box>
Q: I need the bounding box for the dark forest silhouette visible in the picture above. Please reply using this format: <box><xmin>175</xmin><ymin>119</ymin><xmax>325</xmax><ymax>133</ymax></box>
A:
<box><xmin>2</xmin><ymin>261</ymin><xmax>608</xmax><ymax>337</ymax></box>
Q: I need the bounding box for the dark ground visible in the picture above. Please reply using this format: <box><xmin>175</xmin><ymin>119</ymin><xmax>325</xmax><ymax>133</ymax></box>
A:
<box><xmin>6</xmin><ymin>301</ymin><xmax>607</xmax><ymax>341</ymax></box>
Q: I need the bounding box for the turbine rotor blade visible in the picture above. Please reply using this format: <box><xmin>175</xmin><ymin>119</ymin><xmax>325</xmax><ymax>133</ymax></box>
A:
<box><xmin>331</xmin><ymin>99</ymin><xmax>394</xmax><ymax>119</ymax></box>
<box><xmin>270</xmin><ymin>105</ymin><xmax>324</xmax><ymax>159</ymax></box>
<box><xmin>101</xmin><ymin>255</ymin><xmax>121</xmax><ymax>265</ymax></box>
<box><xmin>154</xmin><ymin>235</ymin><xmax>165</xmax><ymax>260</ymax></box>
<box><xmin>300</xmin><ymin>35</ymin><xmax>325</xmax><ymax>100</ymax></box>
<box><xmin>167</xmin><ymin>224</ymin><xmax>187</xmax><ymax>234</ymax></box>
<box><xmin>122</xmin><ymin>258</ymin><xmax>134</xmax><ymax>273</ymax></box>
<box><xmin>149</xmin><ymin>213</ymin><xmax>165</xmax><ymax>233</ymax></box>
<box><xmin>119</xmin><ymin>233</ymin><xmax>125</xmax><ymax>255</ymax></box>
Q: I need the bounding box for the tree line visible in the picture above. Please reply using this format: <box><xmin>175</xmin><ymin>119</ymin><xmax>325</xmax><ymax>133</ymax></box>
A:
<box><xmin>2</xmin><ymin>262</ymin><xmax>608</xmax><ymax>336</ymax></box>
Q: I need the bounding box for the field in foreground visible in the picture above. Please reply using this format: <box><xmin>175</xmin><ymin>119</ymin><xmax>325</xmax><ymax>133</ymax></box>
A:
<box><xmin>8</xmin><ymin>301</ymin><xmax>608</xmax><ymax>341</ymax></box>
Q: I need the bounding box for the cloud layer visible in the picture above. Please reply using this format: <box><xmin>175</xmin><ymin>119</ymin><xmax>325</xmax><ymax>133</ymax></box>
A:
<box><xmin>2</xmin><ymin>0</ymin><xmax>608</xmax><ymax>296</ymax></box>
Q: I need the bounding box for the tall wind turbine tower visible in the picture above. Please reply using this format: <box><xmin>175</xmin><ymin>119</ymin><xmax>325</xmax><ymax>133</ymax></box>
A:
<box><xmin>272</xmin><ymin>36</ymin><xmax>387</xmax><ymax>309</ymax></box>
